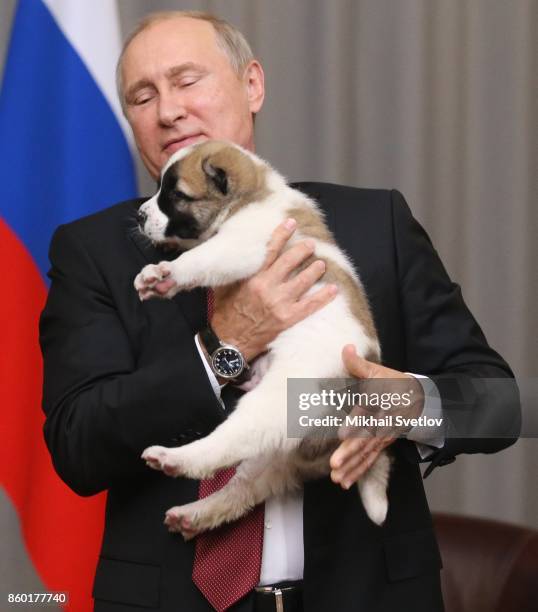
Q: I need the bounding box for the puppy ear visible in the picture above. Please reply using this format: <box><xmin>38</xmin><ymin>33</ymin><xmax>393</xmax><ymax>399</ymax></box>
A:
<box><xmin>202</xmin><ymin>159</ymin><xmax>228</xmax><ymax>195</ymax></box>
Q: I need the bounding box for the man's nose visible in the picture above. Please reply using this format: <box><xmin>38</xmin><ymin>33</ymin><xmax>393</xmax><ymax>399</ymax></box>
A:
<box><xmin>158</xmin><ymin>90</ymin><xmax>187</xmax><ymax>126</ymax></box>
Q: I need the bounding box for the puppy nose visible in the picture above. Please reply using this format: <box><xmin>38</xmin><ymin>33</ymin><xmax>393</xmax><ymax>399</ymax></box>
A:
<box><xmin>137</xmin><ymin>209</ymin><xmax>147</xmax><ymax>226</ymax></box>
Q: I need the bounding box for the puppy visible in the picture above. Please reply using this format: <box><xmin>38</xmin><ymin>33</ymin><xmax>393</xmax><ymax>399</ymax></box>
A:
<box><xmin>134</xmin><ymin>140</ymin><xmax>390</xmax><ymax>538</ymax></box>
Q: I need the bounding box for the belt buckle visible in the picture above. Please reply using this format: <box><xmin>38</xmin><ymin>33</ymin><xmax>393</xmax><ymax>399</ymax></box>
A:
<box><xmin>274</xmin><ymin>588</ymin><xmax>284</xmax><ymax>612</ymax></box>
<box><xmin>255</xmin><ymin>585</ymin><xmax>286</xmax><ymax>612</ymax></box>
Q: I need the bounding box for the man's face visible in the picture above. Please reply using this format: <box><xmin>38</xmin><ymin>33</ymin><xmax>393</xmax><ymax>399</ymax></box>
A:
<box><xmin>121</xmin><ymin>17</ymin><xmax>264</xmax><ymax>179</ymax></box>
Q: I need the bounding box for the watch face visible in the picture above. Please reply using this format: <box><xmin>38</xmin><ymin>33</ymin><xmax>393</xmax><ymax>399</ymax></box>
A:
<box><xmin>212</xmin><ymin>347</ymin><xmax>244</xmax><ymax>378</ymax></box>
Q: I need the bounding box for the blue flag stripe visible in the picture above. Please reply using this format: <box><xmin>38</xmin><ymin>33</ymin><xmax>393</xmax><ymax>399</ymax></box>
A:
<box><xmin>0</xmin><ymin>0</ymin><xmax>137</xmax><ymax>282</ymax></box>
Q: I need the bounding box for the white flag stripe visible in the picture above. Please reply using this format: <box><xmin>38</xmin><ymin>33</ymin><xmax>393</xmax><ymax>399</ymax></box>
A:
<box><xmin>42</xmin><ymin>0</ymin><xmax>133</xmax><ymax>148</ymax></box>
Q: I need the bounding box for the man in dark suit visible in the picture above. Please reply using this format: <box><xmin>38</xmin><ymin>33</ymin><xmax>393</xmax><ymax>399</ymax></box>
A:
<box><xmin>39</xmin><ymin>10</ymin><xmax>519</xmax><ymax>612</ymax></box>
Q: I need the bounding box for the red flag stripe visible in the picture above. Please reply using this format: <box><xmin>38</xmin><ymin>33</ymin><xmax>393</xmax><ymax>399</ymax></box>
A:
<box><xmin>0</xmin><ymin>218</ymin><xmax>106</xmax><ymax>611</ymax></box>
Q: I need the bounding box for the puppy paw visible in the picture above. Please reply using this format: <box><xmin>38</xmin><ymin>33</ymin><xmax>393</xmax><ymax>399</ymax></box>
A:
<box><xmin>142</xmin><ymin>445</ymin><xmax>184</xmax><ymax>477</ymax></box>
<box><xmin>134</xmin><ymin>262</ymin><xmax>178</xmax><ymax>300</ymax></box>
<box><xmin>164</xmin><ymin>504</ymin><xmax>205</xmax><ymax>540</ymax></box>
<box><xmin>134</xmin><ymin>262</ymin><xmax>170</xmax><ymax>289</ymax></box>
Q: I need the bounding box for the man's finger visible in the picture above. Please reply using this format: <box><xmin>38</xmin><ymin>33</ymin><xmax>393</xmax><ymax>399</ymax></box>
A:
<box><xmin>338</xmin><ymin>447</ymin><xmax>383</xmax><ymax>489</ymax></box>
<box><xmin>286</xmin><ymin>259</ymin><xmax>326</xmax><ymax>298</ymax></box>
<box><xmin>266</xmin><ymin>239</ymin><xmax>316</xmax><ymax>282</ymax></box>
<box><xmin>291</xmin><ymin>283</ymin><xmax>338</xmax><ymax>323</ymax></box>
<box><xmin>332</xmin><ymin>436</ymin><xmax>394</xmax><ymax>489</ymax></box>
<box><xmin>342</xmin><ymin>344</ymin><xmax>377</xmax><ymax>379</ymax></box>
<box><xmin>329</xmin><ymin>437</ymin><xmax>369</xmax><ymax>471</ymax></box>
<box><xmin>261</xmin><ymin>218</ymin><xmax>297</xmax><ymax>270</ymax></box>
<box><xmin>330</xmin><ymin>437</ymin><xmax>378</xmax><ymax>483</ymax></box>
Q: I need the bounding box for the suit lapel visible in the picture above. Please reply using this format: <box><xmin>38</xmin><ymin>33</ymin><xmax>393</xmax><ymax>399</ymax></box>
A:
<box><xmin>127</xmin><ymin>207</ymin><xmax>206</xmax><ymax>333</ymax></box>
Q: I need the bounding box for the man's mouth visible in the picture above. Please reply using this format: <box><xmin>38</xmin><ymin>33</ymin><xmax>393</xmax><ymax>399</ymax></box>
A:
<box><xmin>162</xmin><ymin>134</ymin><xmax>206</xmax><ymax>155</ymax></box>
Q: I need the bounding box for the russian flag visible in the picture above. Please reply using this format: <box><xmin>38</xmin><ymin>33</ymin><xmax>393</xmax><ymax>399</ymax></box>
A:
<box><xmin>0</xmin><ymin>0</ymin><xmax>137</xmax><ymax>609</ymax></box>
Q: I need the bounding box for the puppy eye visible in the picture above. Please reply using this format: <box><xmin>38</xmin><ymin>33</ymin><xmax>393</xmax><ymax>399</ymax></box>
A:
<box><xmin>172</xmin><ymin>190</ymin><xmax>195</xmax><ymax>202</ymax></box>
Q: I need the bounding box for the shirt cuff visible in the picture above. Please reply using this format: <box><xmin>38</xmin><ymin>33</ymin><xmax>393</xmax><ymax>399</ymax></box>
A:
<box><xmin>195</xmin><ymin>333</ymin><xmax>225</xmax><ymax>408</ymax></box>
<box><xmin>406</xmin><ymin>373</ymin><xmax>445</xmax><ymax>459</ymax></box>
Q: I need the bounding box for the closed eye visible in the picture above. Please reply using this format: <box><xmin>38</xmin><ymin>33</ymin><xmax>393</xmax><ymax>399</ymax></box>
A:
<box><xmin>180</xmin><ymin>78</ymin><xmax>199</xmax><ymax>88</ymax></box>
<box><xmin>134</xmin><ymin>95</ymin><xmax>153</xmax><ymax>105</ymax></box>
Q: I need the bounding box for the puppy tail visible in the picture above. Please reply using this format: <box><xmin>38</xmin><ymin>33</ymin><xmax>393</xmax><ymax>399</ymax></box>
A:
<box><xmin>357</xmin><ymin>450</ymin><xmax>391</xmax><ymax>525</ymax></box>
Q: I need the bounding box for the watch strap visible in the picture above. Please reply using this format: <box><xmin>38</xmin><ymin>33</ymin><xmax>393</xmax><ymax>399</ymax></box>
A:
<box><xmin>200</xmin><ymin>324</ymin><xmax>221</xmax><ymax>356</ymax></box>
<box><xmin>231</xmin><ymin>359</ymin><xmax>251</xmax><ymax>384</ymax></box>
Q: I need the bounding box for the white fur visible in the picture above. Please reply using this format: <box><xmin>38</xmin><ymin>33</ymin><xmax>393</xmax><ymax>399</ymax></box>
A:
<box><xmin>136</xmin><ymin>143</ymin><xmax>390</xmax><ymax>537</ymax></box>
<box><xmin>137</xmin><ymin>194</ymin><xmax>168</xmax><ymax>245</ymax></box>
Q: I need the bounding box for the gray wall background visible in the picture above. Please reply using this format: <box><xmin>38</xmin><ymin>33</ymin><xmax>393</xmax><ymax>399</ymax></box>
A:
<box><xmin>1</xmin><ymin>0</ymin><xmax>537</xmax><ymax>602</ymax></box>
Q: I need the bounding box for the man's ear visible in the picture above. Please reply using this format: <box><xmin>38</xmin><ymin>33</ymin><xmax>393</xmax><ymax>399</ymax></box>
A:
<box><xmin>202</xmin><ymin>159</ymin><xmax>228</xmax><ymax>195</ymax></box>
<box><xmin>244</xmin><ymin>60</ymin><xmax>265</xmax><ymax>114</ymax></box>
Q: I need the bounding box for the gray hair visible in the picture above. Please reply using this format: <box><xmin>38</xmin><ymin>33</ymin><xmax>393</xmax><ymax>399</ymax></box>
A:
<box><xmin>116</xmin><ymin>10</ymin><xmax>255</xmax><ymax>111</ymax></box>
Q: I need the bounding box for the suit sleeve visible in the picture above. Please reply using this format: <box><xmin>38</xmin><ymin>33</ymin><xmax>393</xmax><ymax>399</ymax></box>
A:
<box><xmin>39</xmin><ymin>224</ymin><xmax>225</xmax><ymax>496</ymax></box>
<box><xmin>390</xmin><ymin>190</ymin><xmax>521</xmax><ymax>474</ymax></box>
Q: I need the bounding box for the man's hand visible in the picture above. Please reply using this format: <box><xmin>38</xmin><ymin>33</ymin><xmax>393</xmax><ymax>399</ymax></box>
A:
<box><xmin>210</xmin><ymin>218</ymin><xmax>338</xmax><ymax>361</ymax></box>
<box><xmin>330</xmin><ymin>344</ymin><xmax>424</xmax><ymax>489</ymax></box>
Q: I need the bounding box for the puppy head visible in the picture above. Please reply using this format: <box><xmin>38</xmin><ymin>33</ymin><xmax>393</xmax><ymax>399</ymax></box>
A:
<box><xmin>138</xmin><ymin>140</ymin><xmax>267</xmax><ymax>249</ymax></box>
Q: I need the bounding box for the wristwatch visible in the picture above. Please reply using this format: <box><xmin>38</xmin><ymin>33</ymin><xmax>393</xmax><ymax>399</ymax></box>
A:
<box><xmin>199</xmin><ymin>325</ymin><xmax>250</xmax><ymax>383</ymax></box>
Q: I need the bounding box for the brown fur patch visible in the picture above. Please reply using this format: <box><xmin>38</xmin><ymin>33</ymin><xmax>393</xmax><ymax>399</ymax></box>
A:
<box><xmin>296</xmin><ymin>436</ymin><xmax>339</xmax><ymax>461</ymax></box>
<box><xmin>286</xmin><ymin>204</ymin><xmax>378</xmax><ymax>344</ymax></box>
<box><xmin>287</xmin><ymin>206</ymin><xmax>335</xmax><ymax>244</ymax></box>
<box><xmin>324</xmin><ymin>261</ymin><xmax>378</xmax><ymax>343</ymax></box>
<box><xmin>292</xmin><ymin>436</ymin><xmax>339</xmax><ymax>480</ymax></box>
<box><xmin>179</xmin><ymin>141</ymin><xmax>270</xmax><ymax>213</ymax></box>
<box><xmin>160</xmin><ymin>142</ymin><xmax>272</xmax><ymax>241</ymax></box>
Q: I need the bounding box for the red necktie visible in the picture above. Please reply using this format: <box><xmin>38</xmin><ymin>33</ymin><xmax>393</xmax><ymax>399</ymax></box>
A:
<box><xmin>192</xmin><ymin>289</ymin><xmax>265</xmax><ymax>611</ymax></box>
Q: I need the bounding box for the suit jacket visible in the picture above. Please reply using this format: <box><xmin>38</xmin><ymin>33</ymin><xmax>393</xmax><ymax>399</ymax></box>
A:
<box><xmin>39</xmin><ymin>183</ymin><xmax>520</xmax><ymax>611</ymax></box>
